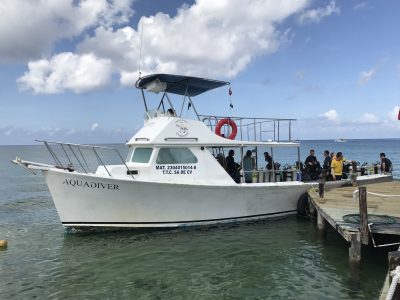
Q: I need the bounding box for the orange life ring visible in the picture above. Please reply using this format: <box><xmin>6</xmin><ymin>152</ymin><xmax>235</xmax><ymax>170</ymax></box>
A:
<box><xmin>215</xmin><ymin>118</ymin><xmax>237</xmax><ymax>139</ymax></box>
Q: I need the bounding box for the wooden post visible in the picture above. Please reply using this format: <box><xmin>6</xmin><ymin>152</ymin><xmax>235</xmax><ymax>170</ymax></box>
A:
<box><xmin>309</xmin><ymin>201</ymin><xmax>316</xmax><ymax>215</ymax></box>
<box><xmin>359</xmin><ymin>186</ymin><xmax>369</xmax><ymax>245</ymax></box>
<box><xmin>317</xmin><ymin>211</ymin><xmax>327</xmax><ymax>238</ymax></box>
<box><xmin>321</xmin><ymin>169</ymin><xmax>327</xmax><ymax>184</ymax></box>
<box><xmin>351</xmin><ymin>161</ymin><xmax>358</xmax><ymax>187</ymax></box>
<box><xmin>349</xmin><ymin>233</ymin><xmax>361</xmax><ymax>265</ymax></box>
<box><xmin>318</xmin><ymin>182</ymin><xmax>324</xmax><ymax>199</ymax></box>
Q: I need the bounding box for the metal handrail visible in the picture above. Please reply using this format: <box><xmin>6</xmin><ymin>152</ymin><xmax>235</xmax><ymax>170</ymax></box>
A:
<box><xmin>36</xmin><ymin>140</ymin><xmax>134</xmax><ymax>179</ymax></box>
<box><xmin>199</xmin><ymin>114</ymin><xmax>296</xmax><ymax>143</ymax></box>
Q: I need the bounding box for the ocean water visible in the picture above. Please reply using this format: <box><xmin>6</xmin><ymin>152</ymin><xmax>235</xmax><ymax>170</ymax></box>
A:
<box><xmin>0</xmin><ymin>140</ymin><xmax>399</xmax><ymax>299</ymax></box>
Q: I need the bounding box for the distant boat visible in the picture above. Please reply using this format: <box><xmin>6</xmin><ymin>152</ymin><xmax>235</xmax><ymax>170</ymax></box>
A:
<box><xmin>334</xmin><ymin>138</ymin><xmax>347</xmax><ymax>143</ymax></box>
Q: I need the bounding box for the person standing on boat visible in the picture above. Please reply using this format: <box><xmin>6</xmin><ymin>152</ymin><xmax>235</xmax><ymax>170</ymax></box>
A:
<box><xmin>322</xmin><ymin>150</ymin><xmax>332</xmax><ymax>180</ymax></box>
<box><xmin>305</xmin><ymin>149</ymin><xmax>319</xmax><ymax>180</ymax></box>
<box><xmin>243</xmin><ymin>150</ymin><xmax>256</xmax><ymax>183</ymax></box>
<box><xmin>380</xmin><ymin>153</ymin><xmax>392</xmax><ymax>173</ymax></box>
<box><xmin>264</xmin><ymin>152</ymin><xmax>273</xmax><ymax>170</ymax></box>
<box><xmin>226</xmin><ymin>150</ymin><xmax>240</xmax><ymax>183</ymax></box>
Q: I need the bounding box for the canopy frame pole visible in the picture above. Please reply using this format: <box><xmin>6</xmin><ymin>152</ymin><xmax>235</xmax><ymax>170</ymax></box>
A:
<box><xmin>297</xmin><ymin>146</ymin><xmax>301</xmax><ymax>176</ymax></box>
<box><xmin>188</xmin><ymin>96</ymin><xmax>200</xmax><ymax>121</ymax></box>
<box><xmin>240</xmin><ymin>146</ymin><xmax>244</xmax><ymax>183</ymax></box>
<box><xmin>157</xmin><ymin>92</ymin><xmax>166</xmax><ymax>113</ymax></box>
<box><xmin>179</xmin><ymin>82</ymin><xmax>189</xmax><ymax>117</ymax></box>
<box><xmin>141</xmin><ymin>89</ymin><xmax>148</xmax><ymax>112</ymax></box>
<box><xmin>270</xmin><ymin>147</ymin><xmax>276</xmax><ymax>182</ymax></box>
<box><xmin>165</xmin><ymin>93</ymin><xmax>175</xmax><ymax>114</ymax></box>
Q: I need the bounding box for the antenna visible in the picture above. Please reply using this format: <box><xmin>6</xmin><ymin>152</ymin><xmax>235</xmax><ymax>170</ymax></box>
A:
<box><xmin>138</xmin><ymin>24</ymin><xmax>144</xmax><ymax>79</ymax></box>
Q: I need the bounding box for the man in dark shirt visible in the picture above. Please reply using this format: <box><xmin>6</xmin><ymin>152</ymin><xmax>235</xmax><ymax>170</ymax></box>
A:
<box><xmin>380</xmin><ymin>153</ymin><xmax>392</xmax><ymax>173</ymax></box>
<box><xmin>322</xmin><ymin>150</ymin><xmax>332</xmax><ymax>179</ymax></box>
<box><xmin>226</xmin><ymin>149</ymin><xmax>240</xmax><ymax>182</ymax></box>
<box><xmin>264</xmin><ymin>152</ymin><xmax>273</xmax><ymax>170</ymax></box>
<box><xmin>305</xmin><ymin>149</ymin><xmax>319</xmax><ymax>180</ymax></box>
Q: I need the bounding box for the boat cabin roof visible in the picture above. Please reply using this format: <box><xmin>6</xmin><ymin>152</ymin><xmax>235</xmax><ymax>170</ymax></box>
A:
<box><xmin>135</xmin><ymin>74</ymin><xmax>230</xmax><ymax>97</ymax></box>
<box><xmin>127</xmin><ymin>116</ymin><xmax>300</xmax><ymax>148</ymax></box>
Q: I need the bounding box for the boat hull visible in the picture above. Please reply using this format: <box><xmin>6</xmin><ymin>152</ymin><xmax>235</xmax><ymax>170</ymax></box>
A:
<box><xmin>44</xmin><ymin>169</ymin><xmax>311</xmax><ymax>228</ymax></box>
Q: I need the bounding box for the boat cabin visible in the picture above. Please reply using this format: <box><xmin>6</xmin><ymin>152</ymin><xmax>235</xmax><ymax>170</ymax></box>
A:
<box><xmin>96</xmin><ymin>74</ymin><xmax>301</xmax><ymax>184</ymax></box>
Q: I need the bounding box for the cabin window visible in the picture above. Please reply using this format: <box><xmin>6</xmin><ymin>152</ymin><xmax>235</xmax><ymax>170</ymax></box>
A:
<box><xmin>131</xmin><ymin>148</ymin><xmax>153</xmax><ymax>163</ymax></box>
<box><xmin>156</xmin><ymin>148</ymin><xmax>198</xmax><ymax>164</ymax></box>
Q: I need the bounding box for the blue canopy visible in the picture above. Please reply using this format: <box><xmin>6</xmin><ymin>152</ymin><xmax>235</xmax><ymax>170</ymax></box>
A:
<box><xmin>135</xmin><ymin>74</ymin><xmax>230</xmax><ymax>97</ymax></box>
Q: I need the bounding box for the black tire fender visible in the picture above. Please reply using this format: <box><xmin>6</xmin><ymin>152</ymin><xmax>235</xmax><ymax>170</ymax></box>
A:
<box><xmin>297</xmin><ymin>193</ymin><xmax>309</xmax><ymax>216</ymax></box>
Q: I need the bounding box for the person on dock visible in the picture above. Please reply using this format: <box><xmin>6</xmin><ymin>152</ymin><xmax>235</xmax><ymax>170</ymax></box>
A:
<box><xmin>322</xmin><ymin>150</ymin><xmax>332</xmax><ymax>180</ymax></box>
<box><xmin>242</xmin><ymin>150</ymin><xmax>256</xmax><ymax>183</ymax></box>
<box><xmin>226</xmin><ymin>149</ymin><xmax>240</xmax><ymax>183</ymax></box>
<box><xmin>380</xmin><ymin>153</ymin><xmax>392</xmax><ymax>173</ymax></box>
<box><xmin>305</xmin><ymin>149</ymin><xmax>320</xmax><ymax>180</ymax></box>
<box><xmin>331</xmin><ymin>152</ymin><xmax>349</xmax><ymax>180</ymax></box>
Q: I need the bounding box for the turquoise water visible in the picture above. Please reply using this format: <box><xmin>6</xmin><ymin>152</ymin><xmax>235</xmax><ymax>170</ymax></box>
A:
<box><xmin>0</xmin><ymin>140</ymin><xmax>399</xmax><ymax>299</ymax></box>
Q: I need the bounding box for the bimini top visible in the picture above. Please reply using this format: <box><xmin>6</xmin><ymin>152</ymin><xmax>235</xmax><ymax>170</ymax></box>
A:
<box><xmin>135</xmin><ymin>74</ymin><xmax>230</xmax><ymax>97</ymax></box>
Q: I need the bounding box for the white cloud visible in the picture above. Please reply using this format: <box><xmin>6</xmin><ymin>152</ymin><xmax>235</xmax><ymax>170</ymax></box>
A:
<box><xmin>321</xmin><ymin>109</ymin><xmax>339</xmax><ymax>122</ymax></box>
<box><xmin>354</xmin><ymin>2</ymin><xmax>371</xmax><ymax>11</ymax></box>
<box><xmin>12</xmin><ymin>0</ymin><xmax>344</xmax><ymax>93</ymax></box>
<box><xmin>17</xmin><ymin>52</ymin><xmax>112</xmax><ymax>94</ymax></box>
<box><xmin>297</xmin><ymin>0</ymin><xmax>340</xmax><ymax>24</ymax></box>
<box><xmin>356</xmin><ymin>113</ymin><xmax>379</xmax><ymax>124</ymax></box>
<box><xmin>295</xmin><ymin>108</ymin><xmax>400</xmax><ymax>139</ymax></box>
<box><xmin>66</xmin><ymin>129</ymin><xmax>76</xmax><ymax>135</ymax></box>
<box><xmin>0</xmin><ymin>0</ymin><xmax>134</xmax><ymax>63</ymax></box>
<box><xmin>75</xmin><ymin>0</ymin><xmax>313</xmax><ymax>84</ymax></box>
<box><xmin>358</xmin><ymin>68</ymin><xmax>375</xmax><ymax>85</ymax></box>
<box><xmin>295</xmin><ymin>70</ymin><xmax>306</xmax><ymax>81</ymax></box>
<box><xmin>0</xmin><ymin>125</ymin><xmax>134</xmax><ymax>145</ymax></box>
<box><xmin>91</xmin><ymin>123</ymin><xmax>99</xmax><ymax>131</ymax></box>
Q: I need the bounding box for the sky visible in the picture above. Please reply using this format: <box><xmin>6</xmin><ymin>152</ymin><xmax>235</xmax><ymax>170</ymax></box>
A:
<box><xmin>0</xmin><ymin>0</ymin><xmax>399</xmax><ymax>145</ymax></box>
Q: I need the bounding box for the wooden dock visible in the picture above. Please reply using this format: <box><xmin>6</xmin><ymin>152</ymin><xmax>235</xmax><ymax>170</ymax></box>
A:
<box><xmin>308</xmin><ymin>181</ymin><xmax>400</xmax><ymax>264</ymax></box>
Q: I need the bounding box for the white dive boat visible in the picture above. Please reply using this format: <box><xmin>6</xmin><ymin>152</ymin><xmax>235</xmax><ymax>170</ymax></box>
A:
<box><xmin>12</xmin><ymin>74</ymin><xmax>391</xmax><ymax>230</ymax></box>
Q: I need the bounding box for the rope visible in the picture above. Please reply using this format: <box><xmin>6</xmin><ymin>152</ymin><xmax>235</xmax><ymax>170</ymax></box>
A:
<box><xmin>387</xmin><ymin>266</ymin><xmax>400</xmax><ymax>300</ymax></box>
<box><xmin>308</xmin><ymin>183</ymin><xmax>319</xmax><ymax>193</ymax></box>
<box><xmin>352</xmin><ymin>190</ymin><xmax>400</xmax><ymax>202</ymax></box>
<box><xmin>368</xmin><ymin>191</ymin><xmax>400</xmax><ymax>197</ymax></box>
<box><xmin>343</xmin><ymin>214</ymin><xmax>396</xmax><ymax>225</ymax></box>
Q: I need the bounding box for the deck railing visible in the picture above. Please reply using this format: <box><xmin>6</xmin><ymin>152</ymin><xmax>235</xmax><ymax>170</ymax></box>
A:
<box><xmin>199</xmin><ymin>115</ymin><xmax>296</xmax><ymax>142</ymax></box>
<box><xmin>36</xmin><ymin>140</ymin><xmax>133</xmax><ymax>178</ymax></box>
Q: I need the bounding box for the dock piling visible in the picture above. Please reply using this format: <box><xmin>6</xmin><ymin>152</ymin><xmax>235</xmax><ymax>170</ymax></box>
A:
<box><xmin>358</xmin><ymin>186</ymin><xmax>369</xmax><ymax>245</ymax></box>
<box><xmin>352</xmin><ymin>161</ymin><xmax>358</xmax><ymax>187</ymax></box>
<box><xmin>317</xmin><ymin>211</ymin><xmax>327</xmax><ymax>238</ymax></box>
<box><xmin>321</xmin><ymin>169</ymin><xmax>327</xmax><ymax>184</ymax></box>
<box><xmin>349</xmin><ymin>233</ymin><xmax>361</xmax><ymax>265</ymax></box>
<box><xmin>318</xmin><ymin>182</ymin><xmax>324</xmax><ymax>199</ymax></box>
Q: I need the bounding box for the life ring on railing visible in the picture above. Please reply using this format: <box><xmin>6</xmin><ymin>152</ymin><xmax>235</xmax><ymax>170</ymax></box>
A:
<box><xmin>215</xmin><ymin>118</ymin><xmax>237</xmax><ymax>139</ymax></box>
